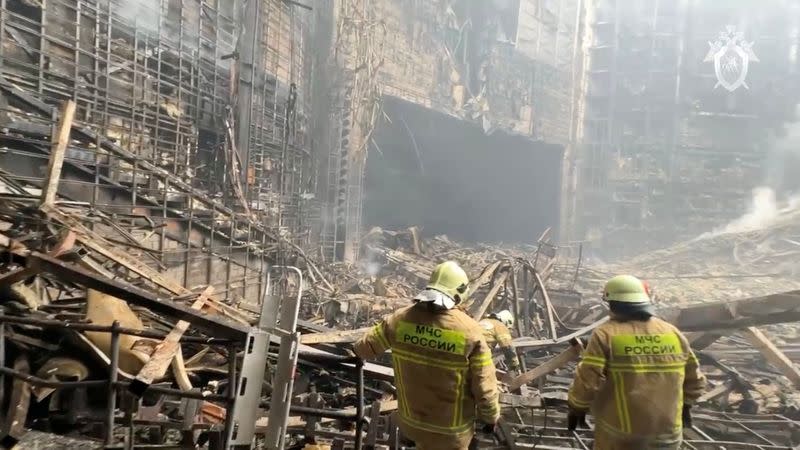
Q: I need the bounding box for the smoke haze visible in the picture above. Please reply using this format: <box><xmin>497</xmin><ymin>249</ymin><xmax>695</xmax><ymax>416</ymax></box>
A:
<box><xmin>699</xmin><ymin>111</ymin><xmax>800</xmax><ymax>239</ymax></box>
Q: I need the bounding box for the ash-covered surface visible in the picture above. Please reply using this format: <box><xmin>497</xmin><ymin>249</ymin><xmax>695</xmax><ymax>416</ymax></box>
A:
<box><xmin>13</xmin><ymin>430</ymin><xmax>101</xmax><ymax>449</ymax></box>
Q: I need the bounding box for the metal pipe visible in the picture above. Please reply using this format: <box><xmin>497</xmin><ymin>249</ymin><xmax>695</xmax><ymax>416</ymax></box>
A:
<box><xmin>105</xmin><ymin>320</ymin><xmax>120</xmax><ymax>447</ymax></box>
<box><xmin>223</xmin><ymin>342</ymin><xmax>237</xmax><ymax>447</ymax></box>
<box><xmin>0</xmin><ymin>367</ymin><xmax>106</xmax><ymax>389</ymax></box>
<box><xmin>570</xmin><ymin>430</ymin><xmax>590</xmax><ymax>450</ymax></box>
<box><xmin>296</xmin><ymin>352</ymin><xmax>361</xmax><ymax>365</ymax></box>
<box><xmin>0</xmin><ymin>315</ymin><xmax>231</xmax><ymax>343</ymax></box>
<box><xmin>722</xmin><ymin>413</ymin><xmax>776</xmax><ymax>446</ymax></box>
<box><xmin>0</xmin><ymin>322</ymin><xmax>4</xmax><ymax>410</ymax></box>
<box><xmin>354</xmin><ymin>358</ymin><xmax>365</xmax><ymax>450</ymax></box>
<box><xmin>124</xmin><ymin>383</ymin><xmax>227</xmax><ymax>402</ymax></box>
<box><xmin>0</xmin><ymin>369</ymin><xmax>227</xmax><ymax>402</ymax></box>
<box><xmin>287</xmin><ymin>405</ymin><xmax>358</xmax><ymax>421</ymax></box>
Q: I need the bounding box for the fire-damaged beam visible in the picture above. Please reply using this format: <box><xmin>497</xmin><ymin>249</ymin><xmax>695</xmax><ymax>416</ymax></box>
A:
<box><xmin>0</xmin><ymin>77</ymin><xmax>268</xmax><ymax>240</ymax></box>
<box><xmin>129</xmin><ymin>286</ymin><xmax>216</xmax><ymax>396</ymax></box>
<box><xmin>508</xmin><ymin>338</ymin><xmax>583</xmax><ymax>392</ymax></box>
<box><xmin>40</xmin><ymin>100</ymin><xmax>76</xmax><ymax>207</ymax></box>
<box><xmin>660</xmin><ymin>290</ymin><xmax>800</xmax><ymax>332</ymax></box>
<box><xmin>514</xmin><ymin>291</ymin><xmax>800</xmax><ymax>349</ymax></box>
<box><xmin>742</xmin><ymin>326</ymin><xmax>800</xmax><ymax>388</ymax></box>
<box><xmin>24</xmin><ymin>252</ymin><xmax>248</xmax><ymax>340</ymax></box>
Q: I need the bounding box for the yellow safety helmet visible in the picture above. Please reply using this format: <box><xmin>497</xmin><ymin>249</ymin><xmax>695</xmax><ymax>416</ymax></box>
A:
<box><xmin>603</xmin><ymin>275</ymin><xmax>650</xmax><ymax>303</ymax></box>
<box><xmin>426</xmin><ymin>261</ymin><xmax>469</xmax><ymax>304</ymax></box>
<box><xmin>493</xmin><ymin>310</ymin><xmax>514</xmax><ymax>328</ymax></box>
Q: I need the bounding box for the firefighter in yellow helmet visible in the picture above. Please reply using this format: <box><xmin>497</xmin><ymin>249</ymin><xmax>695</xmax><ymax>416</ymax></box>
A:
<box><xmin>480</xmin><ymin>310</ymin><xmax>521</xmax><ymax>374</ymax></box>
<box><xmin>354</xmin><ymin>261</ymin><xmax>500</xmax><ymax>450</ymax></box>
<box><xmin>567</xmin><ymin>275</ymin><xmax>706</xmax><ymax>450</ymax></box>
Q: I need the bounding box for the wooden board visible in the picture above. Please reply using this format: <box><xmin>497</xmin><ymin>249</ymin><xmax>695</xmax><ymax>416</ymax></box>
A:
<box><xmin>508</xmin><ymin>339</ymin><xmax>583</xmax><ymax>392</ymax></box>
<box><xmin>41</xmin><ymin>100</ymin><xmax>76</xmax><ymax>206</ymax></box>
<box><xmin>300</xmin><ymin>327</ymin><xmax>370</xmax><ymax>344</ymax></box>
<box><xmin>472</xmin><ymin>271</ymin><xmax>510</xmax><ymax>320</ymax></box>
<box><xmin>130</xmin><ymin>286</ymin><xmax>215</xmax><ymax>394</ymax></box>
<box><xmin>744</xmin><ymin>326</ymin><xmax>800</xmax><ymax>388</ymax></box>
<box><xmin>254</xmin><ymin>399</ymin><xmax>399</xmax><ymax>431</ymax></box>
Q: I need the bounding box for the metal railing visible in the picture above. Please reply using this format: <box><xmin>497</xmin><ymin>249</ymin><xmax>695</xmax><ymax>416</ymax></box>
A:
<box><xmin>0</xmin><ymin>314</ymin><xmax>238</xmax><ymax>449</ymax></box>
<box><xmin>0</xmin><ymin>314</ymin><xmax>371</xmax><ymax>450</ymax></box>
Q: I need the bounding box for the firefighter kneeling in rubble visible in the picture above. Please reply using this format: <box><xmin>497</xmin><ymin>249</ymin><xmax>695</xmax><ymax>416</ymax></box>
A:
<box><xmin>354</xmin><ymin>261</ymin><xmax>500</xmax><ymax>450</ymax></box>
<box><xmin>480</xmin><ymin>310</ymin><xmax>521</xmax><ymax>375</ymax></box>
<box><xmin>567</xmin><ymin>275</ymin><xmax>707</xmax><ymax>450</ymax></box>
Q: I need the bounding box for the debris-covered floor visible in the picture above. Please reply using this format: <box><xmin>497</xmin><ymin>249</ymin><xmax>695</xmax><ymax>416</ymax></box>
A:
<box><xmin>1</xmin><ymin>0</ymin><xmax>799</xmax><ymax>448</ymax></box>
<box><xmin>1</xmin><ymin>196</ymin><xmax>800</xmax><ymax>448</ymax></box>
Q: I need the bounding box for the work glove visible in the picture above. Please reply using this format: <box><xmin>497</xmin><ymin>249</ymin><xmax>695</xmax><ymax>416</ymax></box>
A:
<box><xmin>567</xmin><ymin>409</ymin><xmax>588</xmax><ymax>431</ymax></box>
<box><xmin>682</xmin><ymin>405</ymin><xmax>693</xmax><ymax>429</ymax></box>
<box><xmin>480</xmin><ymin>422</ymin><xmax>496</xmax><ymax>435</ymax></box>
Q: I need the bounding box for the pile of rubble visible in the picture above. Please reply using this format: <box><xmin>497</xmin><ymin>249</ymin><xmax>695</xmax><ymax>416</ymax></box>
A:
<box><xmin>304</xmin><ymin>226</ymin><xmax>566</xmax><ymax>334</ymax></box>
<box><xmin>1</xmin><ymin>193</ymin><xmax>800</xmax><ymax>448</ymax></box>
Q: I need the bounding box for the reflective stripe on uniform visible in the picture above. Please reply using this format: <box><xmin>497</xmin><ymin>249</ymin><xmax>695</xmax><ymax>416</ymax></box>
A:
<box><xmin>392</xmin><ymin>347</ymin><xmax>468</xmax><ymax>370</ymax></box>
<box><xmin>396</xmin><ymin>321</ymin><xmax>467</xmax><ymax>355</ymax></box>
<box><xmin>568</xmin><ymin>395</ymin><xmax>592</xmax><ymax>409</ymax></box>
<box><xmin>603</xmin><ymin>364</ymin><xmax>687</xmax><ymax>435</ymax></box>
<box><xmin>570</xmin><ymin>355</ymin><xmax>605</xmax><ymax>409</ymax></box>
<box><xmin>580</xmin><ymin>355</ymin><xmax>606</xmax><ymax>368</ymax></box>
<box><xmin>391</xmin><ymin>351</ymin><xmax>472</xmax><ymax>434</ymax></box>
<box><xmin>392</xmin><ymin>351</ymin><xmax>472</xmax><ymax>435</ymax></box>
<box><xmin>391</xmin><ymin>355</ymin><xmax>412</xmax><ymax>417</ymax></box>
<box><xmin>606</xmin><ymin>332</ymin><xmax>687</xmax><ymax>434</ymax></box>
<box><xmin>470</xmin><ymin>352</ymin><xmax>493</xmax><ymax>368</ymax></box>
<box><xmin>373</xmin><ymin>323</ymin><xmax>390</xmax><ymax>349</ymax></box>
<box><xmin>675</xmin><ymin>384</ymin><xmax>684</xmax><ymax>430</ymax></box>
<box><xmin>398</xmin><ymin>411</ymin><xmax>473</xmax><ymax>435</ymax></box>
<box><xmin>611</xmin><ymin>371</ymin><xmax>632</xmax><ymax>433</ymax></box>
<box><xmin>478</xmin><ymin>401</ymin><xmax>499</xmax><ymax>417</ymax></box>
<box><xmin>452</xmin><ymin>370</ymin><xmax>464</xmax><ymax>427</ymax></box>
<box><xmin>608</xmin><ymin>359</ymin><xmax>687</xmax><ymax>374</ymax></box>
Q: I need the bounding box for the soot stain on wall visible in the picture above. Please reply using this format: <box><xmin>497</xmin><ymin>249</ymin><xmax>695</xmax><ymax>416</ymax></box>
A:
<box><xmin>365</xmin><ymin>97</ymin><xmax>563</xmax><ymax>244</ymax></box>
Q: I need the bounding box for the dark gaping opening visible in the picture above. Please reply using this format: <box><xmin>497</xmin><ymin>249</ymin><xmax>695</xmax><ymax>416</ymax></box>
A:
<box><xmin>365</xmin><ymin>96</ymin><xmax>563</xmax><ymax>244</ymax></box>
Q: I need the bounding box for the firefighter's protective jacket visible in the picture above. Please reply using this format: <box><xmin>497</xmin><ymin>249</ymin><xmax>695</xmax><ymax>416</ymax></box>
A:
<box><xmin>568</xmin><ymin>315</ymin><xmax>706</xmax><ymax>449</ymax></box>
<box><xmin>355</xmin><ymin>303</ymin><xmax>500</xmax><ymax>446</ymax></box>
<box><xmin>479</xmin><ymin>318</ymin><xmax>520</xmax><ymax>370</ymax></box>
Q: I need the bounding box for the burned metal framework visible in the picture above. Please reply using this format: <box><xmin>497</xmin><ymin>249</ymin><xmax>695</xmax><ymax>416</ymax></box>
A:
<box><xmin>477</xmin><ymin>408</ymin><xmax>800</xmax><ymax>449</ymax></box>
<box><xmin>319</xmin><ymin>0</ymin><xmax>584</xmax><ymax>262</ymax></box>
<box><xmin>0</xmin><ymin>0</ymin><xmax>315</xmax><ymax>305</ymax></box>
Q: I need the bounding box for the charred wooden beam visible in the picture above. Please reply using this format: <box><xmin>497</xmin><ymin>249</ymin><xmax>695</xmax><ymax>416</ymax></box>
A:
<box><xmin>508</xmin><ymin>338</ymin><xmax>583</xmax><ymax>392</ymax></box>
<box><xmin>40</xmin><ymin>100</ymin><xmax>76</xmax><ymax>207</ymax></box>
<box><xmin>513</xmin><ymin>317</ymin><xmax>609</xmax><ymax>349</ymax></box>
<box><xmin>472</xmin><ymin>270</ymin><xmax>510</xmax><ymax>320</ymax></box>
<box><xmin>534</xmin><ymin>270</ymin><xmax>558</xmax><ymax>340</ymax></box>
<box><xmin>515</xmin><ymin>291</ymin><xmax>800</xmax><ymax>349</ymax></box>
<box><xmin>24</xmin><ymin>252</ymin><xmax>248</xmax><ymax>340</ymax></box>
<box><xmin>130</xmin><ymin>286</ymin><xmax>216</xmax><ymax>396</ymax></box>
<box><xmin>661</xmin><ymin>290</ymin><xmax>800</xmax><ymax>332</ymax></box>
<box><xmin>0</xmin><ymin>356</ymin><xmax>30</xmax><ymax>447</ymax></box>
<box><xmin>300</xmin><ymin>327</ymin><xmax>370</xmax><ymax>345</ymax></box>
<box><xmin>743</xmin><ymin>327</ymin><xmax>800</xmax><ymax>388</ymax></box>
